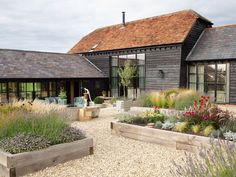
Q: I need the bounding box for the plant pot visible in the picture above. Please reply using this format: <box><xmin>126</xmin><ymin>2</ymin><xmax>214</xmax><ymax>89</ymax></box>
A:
<box><xmin>58</xmin><ymin>98</ymin><xmax>67</xmax><ymax>105</ymax></box>
<box><xmin>116</xmin><ymin>100</ymin><xmax>132</xmax><ymax>112</ymax></box>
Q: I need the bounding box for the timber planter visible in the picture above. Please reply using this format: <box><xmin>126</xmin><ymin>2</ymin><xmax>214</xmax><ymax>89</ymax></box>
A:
<box><xmin>111</xmin><ymin>121</ymin><xmax>233</xmax><ymax>152</ymax></box>
<box><xmin>116</xmin><ymin>100</ymin><xmax>132</xmax><ymax>112</ymax></box>
<box><xmin>0</xmin><ymin>137</ymin><xmax>93</xmax><ymax>177</ymax></box>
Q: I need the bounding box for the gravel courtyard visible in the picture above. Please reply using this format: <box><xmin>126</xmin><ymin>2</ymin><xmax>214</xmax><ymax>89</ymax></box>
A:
<box><xmin>29</xmin><ymin>108</ymin><xmax>188</xmax><ymax>177</ymax></box>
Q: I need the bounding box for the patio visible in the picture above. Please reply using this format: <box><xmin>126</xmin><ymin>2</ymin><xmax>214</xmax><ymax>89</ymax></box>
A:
<box><xmin>28</xmin><ymin>107</ymin><xmax>189</xmax><ymax>177</ymax></box>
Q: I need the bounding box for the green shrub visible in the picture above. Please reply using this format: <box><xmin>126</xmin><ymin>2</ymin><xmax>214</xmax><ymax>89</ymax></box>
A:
<box><xmin>139</xmin><ymin>111</ymin><xmax>165</xmax><ymax>123</ymax></box>
<box><xmin>0</xmin><ymin>105</ymin><xmax>28</xmax><ymax>114</ymax></box>
<box><xmin>223</xmin><ymin>131</ymin><xmax>236</xmax><ymax>141</ymax></box>
<box><xmin>223</xmin><ymin>118</ymin><xmax>236</xmax><ymax>132</ymax></box>
<box><xmin>203</xmin><ymin>125</ymin><xmax>215</xmax><ymax>137</ymax></box>
<box><xmin>0</xmin><ymin>104</ymin><xmax>86</xmax><ymax>154</ymax></box>
<box><xmin>56</xmin><ymin>127</ymin><xmax>86</xmax><ymax>144</ymax></box>
<box><xmin>171</xmin><ymin>141</ymin><xmax>236</xmax><ymax>177</ymax></box>
<box><xmin>136</xmin><ymin>93</ymin><xmax>153</xmax><ymax>107</ymax></box>
<box><xmin>137</xmin><ymin>89</ymin><xmax>200</xmax><ymax>110</ymax></box>
<box><xmin>94</xmin><ymin>96</ymin><xmax>104</xmax><ymax>104</ymax></box>
<box><xmin>58</xmin><ymin>88</ymin><xmax>67</xmax><ymax>99</ymax></box>
<box><xmin>111</xmin><ymin>97</ymin><xmax>117</xmax><ymax>104</ymax></box>
<box><xmin>211</xmin><ymin>129</ymin><xmax>221</xmax><ymax>138</ymax></box>
<box><xmin>119</xmin><ymin>116</ymin><xmax>146</xmax><ymax>125</ymax></box>
<box><xmin>0</xmin><ymin>134</ymin><xmax>50</xmax><ymax>154</ymax></box>
<box><xmin>191</xmin><ymin>124</ymin><xmax>201</xmax><ymax>134</ymax></box>
<box><xmin>174</xmin><ymin>89</ymin><xmax>200</xmax><ymax>110</ymax></box>
<box><xmin>175</xmin><ymin>122</ymin><xmax>189</xmax><ymax>133</ymax></box>
<box><xmin>0</xmin><ymin>112</ymin><xmax>68</xmax><ymax>144</ymax></box>
<box><xmin>154</xmin><ymin>93</ymin><xmax>168</xmax><ymax>108</ymax></box>
<box><xmin>155</xmin><ymin>121</ymin><xmax>163</xmax><ymax>129</ymax></box>
<box><xmin>162</xmin><ymin>120</ymin><xmax>175</xmax><ymax>130</ymax></box>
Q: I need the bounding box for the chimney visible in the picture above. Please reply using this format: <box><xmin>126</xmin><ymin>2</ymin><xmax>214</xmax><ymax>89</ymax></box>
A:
<box><xmin>122</xmin><ymin>11</ymin><xmax>126</xmax><ymax>26</ymax></box>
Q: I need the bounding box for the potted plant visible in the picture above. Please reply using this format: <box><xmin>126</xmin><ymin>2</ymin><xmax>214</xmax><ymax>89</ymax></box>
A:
<box><xmin>111</xmin><ymin>97</ymin><xmax>117</xmax><ymax>107</ymax></box>
<box><xmin>117</xmin><ymin>60</ymin><xmax>136</xmax><ymax>111</ymax></box>
<box><xmin>102</xmin><ymin>90</ymin><xmax>106</xmax><ymax>97</ymax></box>
<box><xmin>94</xmin><ymin>96</ymin><xmax>105</xmax><ymax>108</ymax></box>
<box><xmin>58</xmin><ymin>88</ymin><xmax>67</xmax><ymax>105</ymax></box>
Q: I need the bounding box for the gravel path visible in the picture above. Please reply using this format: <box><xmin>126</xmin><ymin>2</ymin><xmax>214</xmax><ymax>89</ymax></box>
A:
<box><xmin>29</xmin><ymin>108</ymin><xmax>188</xmax><ymax>177</ymax></box>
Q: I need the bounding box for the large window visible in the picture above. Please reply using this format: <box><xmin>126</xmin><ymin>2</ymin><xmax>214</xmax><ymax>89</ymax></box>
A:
<box><xmin>111</xmin><ymin>56</ymin><xmax>119</xmax><ymax>97</ymax></box>
<box><xmin>8</xmin><ymin>82</ymin><xmax>18</xmax><ymax>102</ymax></box>
<box><xmin>188</xmin><ymin>63</ymin><xmax>229</xmax><ymax>103</ymax></box>
<box><xmin>0</xmin><ymin>83</ymin><xmax>7</xmax><ymax>102</ymax></box>
<box><xmin>0</xmin><ymin>81</ymin><xmax>62</xmax><ymax>102</ymax></box>
<box><xmin>110</xmin><ymin>53</ymin><xmax>146</xmax><ymax>98</ymax></box>
<box><xmin>19</xmin><ymin>82</ymin><xmax>34</xmax><ymax>100</ymax></box>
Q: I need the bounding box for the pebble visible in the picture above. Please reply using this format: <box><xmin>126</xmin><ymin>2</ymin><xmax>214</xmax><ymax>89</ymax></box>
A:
<box><xmin>28</xmin><ymin>108</ymin><xmax>189</xmax><ymax>177</ymax></box>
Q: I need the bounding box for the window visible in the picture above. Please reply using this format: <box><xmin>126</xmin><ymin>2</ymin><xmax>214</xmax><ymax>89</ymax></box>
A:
<box><xmin>41</xmin><ymin>82</ymin><xmax>49</xmax><ymax>98</ymax></box>
<box><xmin>19</xmin><ymin>82</ymin><xmax>33</xmax><ymax>100</ymax></box>
<box><xmin>34</xmin><ymin>82</ymin><xmax>41</xmax><ymax>98</ymax></box>
<box><xmin>8</xmin><ymin>82</ymin><xmax>17</xmax><ymax>102</ymax></box>
<box><xmin>49</xmin><ymin>82</ymin><xmax>57</xmax><ymax>97</ymax></box>
<box><xmin>197</xmin><ymin>65</ymin><xmax>204</xmax><ymax>92</ymax></box>
<box><xmin>0</xmin><ymin>83</ymin><xmax>7</xmax><ymax>102</ymax></box>
<box><xmin>110</xmin><ymin>53</ymin><xmax>146</xmax><ymax>97</ymax></box>
<box><xmin>188</xmin><ymin>63</ymin><xmax>229</xmax><ymax>103</ymax></box>
<box><xmin>188</xmin><ymin>65</ymin><xmax>196</xmax><ymax>90</ymax></box>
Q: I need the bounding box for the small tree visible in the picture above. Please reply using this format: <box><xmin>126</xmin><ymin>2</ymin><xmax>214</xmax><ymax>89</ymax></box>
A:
<box><xmin>118</xmin><ymin>60</ymin><xmax>136</xmax><ymax>99</ymax></box>
<box><xmin>58</xmin><ymin>88</ymin><xmax>67</xmax><ymax>99</ymax></box>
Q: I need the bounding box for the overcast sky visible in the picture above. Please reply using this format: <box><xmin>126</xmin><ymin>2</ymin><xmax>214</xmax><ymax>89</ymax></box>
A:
<box><xmin>0</xmin><ymin>0</ymin><xmax>235</xmax><ymax>53</ymax></box>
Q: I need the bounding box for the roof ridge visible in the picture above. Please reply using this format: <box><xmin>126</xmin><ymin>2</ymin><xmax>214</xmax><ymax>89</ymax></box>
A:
<box><xmin>0</xmin><ymin>48</ymin><xmax>74</xmax><ymax>56</ymax></box>
<box><xmin>209</xmin><ymin>24</ymin><xmax>236</xmax><ymax>29</ymax></box>
<box><xmin>92</xmin><ymin>9</ymin><xmax>211</xmax><ymax>32</ymax></box>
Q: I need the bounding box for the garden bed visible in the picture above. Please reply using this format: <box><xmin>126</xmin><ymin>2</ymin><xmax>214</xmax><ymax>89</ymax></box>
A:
<box><xmin>111</xmin><ymin>121</ymin><xmax>234</xmax><ymax>152</ymax></box>
<box><xmin>0</xmin><ymin>137</ymin><xmax>93</xmax><ymax>177</ymax></box>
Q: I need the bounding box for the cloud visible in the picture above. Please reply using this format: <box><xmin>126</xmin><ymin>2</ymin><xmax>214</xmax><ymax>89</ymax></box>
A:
<box><xmin>0</xmin><ymin>0</ymin><xmax>235</xmax><ymax>52</ymax></box>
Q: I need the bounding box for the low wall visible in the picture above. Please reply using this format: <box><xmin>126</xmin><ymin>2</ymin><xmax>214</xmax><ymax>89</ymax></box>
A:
<box><xmin>111</xmin><ymin>121</ymin><xmax>232</xmax><ymax>152</ymax></box>
<box><xmin>0</xmin><ymin>138</ymin><xmax>93</xmax><ymax>177</ymax></box>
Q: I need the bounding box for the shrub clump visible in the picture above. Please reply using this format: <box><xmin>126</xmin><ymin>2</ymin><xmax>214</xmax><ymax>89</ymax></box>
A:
<box><xmin>137</xmin><ymin>89</ymin><xmax>200</xmax><ymax>110</ymax></box>
<box><xmin>0</xmin><ymin>134</ymin><xmax>50</xmax><ymax>154</ymax></box>
<box><xmin>0</xmin><ymin>105</ymin><xmax>86</xmax><ymax>154</ymax></box>
<box><xmin>0</xmin><ymin>112</ymin><xmax>68</xmax><ymax>144</ymax></box>
<box><xmin>94</xmin><ymin>96</ymin><xmax>104</xmax><ymax>104</ymax></box>
<box><xmin>171</xmin><ymin>141</ymin><xmax>236</xmax><ymax>177</ymax></box>
<box><xmin>56</xmin><ymin>127</ymin><xmax>86</xmax><ymax>143</ymax></box>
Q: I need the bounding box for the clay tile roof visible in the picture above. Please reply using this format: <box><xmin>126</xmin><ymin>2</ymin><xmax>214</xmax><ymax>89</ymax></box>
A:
<box><xmin>68</xmin><ymin>9</ymin><xmax>212</xmax><ymax>54</ymax></box>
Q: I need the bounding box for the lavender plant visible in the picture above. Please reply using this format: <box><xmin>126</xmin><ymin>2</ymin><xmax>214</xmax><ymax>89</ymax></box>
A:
<box><xmin>171</xmin><ymin>140</ymin><xmax>236</xmax><ymax>177</ymax></box>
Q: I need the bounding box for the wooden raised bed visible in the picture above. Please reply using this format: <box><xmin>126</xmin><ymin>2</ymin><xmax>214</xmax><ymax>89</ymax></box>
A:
<box><xmin>0</xmin><ymin>138</ymin><xmax>93</xmax><ymax>177</ymax></box>
<box><xmin>111</xmin><ymin>121</ymin><xmax>232</xmax><ymax>152</ymax></box>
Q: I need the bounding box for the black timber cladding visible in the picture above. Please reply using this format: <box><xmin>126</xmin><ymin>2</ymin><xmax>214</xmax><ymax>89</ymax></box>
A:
<box><xmin>84</xmin><ymin>44</ymin><xmax>183</xmax><ymax>91</ymax></box>
<box><xmin>145</xmin><ymin>46</ymin><xmax>182</xmax><ymax>90</ymax></box>
<box><xmin>0</xmin><ymin>49</ymin><xmax>107</xmax><ymax>79</ymax></box>
<box><xmin>230</xmin><ymin>61</ymin><xmax>236</xmax><ymax>103</ymax></box>
<box><xmin>84</xmin><ymin>54</ymin><xmax>110</xmax><ymax>77</ymax></box>
<box><xmin>186</xmin><ymin>25</ymin><xmax>236</xmax><ymax>61</ymax></box>
<box><xmin>180</xmin><ymin>19</ymin><xmax>209</xmax><ymax>87</ymax></box>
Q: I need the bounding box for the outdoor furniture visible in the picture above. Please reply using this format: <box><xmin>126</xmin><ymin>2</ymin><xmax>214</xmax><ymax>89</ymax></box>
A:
<box><xmin>45</xmin><ymin>97</ymin><xmax>58</xmax><ymax>104</ymax></box>
<box><xmin>78</xmin><ymin>106</ymin><xmax>100</xmax><ymax>121</ymax></box>
<box><xmin>74</xmin><ymin>97</ymin><xmax>85</xmax><ymax>107</ymax></box>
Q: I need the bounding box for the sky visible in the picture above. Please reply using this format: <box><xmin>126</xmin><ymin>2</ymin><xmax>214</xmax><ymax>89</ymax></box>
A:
<box><xmin>0</xmin><ymin>0</ymin><xmax>235</xmax><ymax>53</ymax></box>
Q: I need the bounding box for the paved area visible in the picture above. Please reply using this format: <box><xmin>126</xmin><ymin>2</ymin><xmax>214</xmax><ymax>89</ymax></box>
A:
<box><xmin>29</xmin><ymin>108</ymin><xmax>188</xmax><ymax>177</ymax></box>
